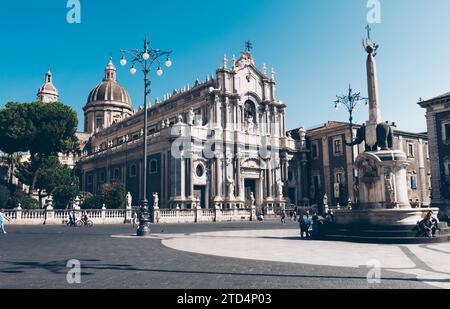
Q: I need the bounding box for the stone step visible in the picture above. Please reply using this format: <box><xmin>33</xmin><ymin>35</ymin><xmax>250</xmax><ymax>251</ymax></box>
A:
<box><xmin>323</xmin><ymin>234</ymin><xmax>449</xmax><ymax>244</ymax></box>
<box><xmin>321</xmin><ymin>222</ymin><xmax>449</xmax><ymax>244</ymax></box>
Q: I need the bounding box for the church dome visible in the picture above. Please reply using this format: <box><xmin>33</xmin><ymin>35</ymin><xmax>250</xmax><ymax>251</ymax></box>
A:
<box><xmin>86</xmin><ymin>58</ymin><xmax>132</xmax><ymax>106</ymax></box>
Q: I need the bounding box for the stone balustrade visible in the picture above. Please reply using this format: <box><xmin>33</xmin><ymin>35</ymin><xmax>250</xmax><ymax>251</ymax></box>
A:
<box><xmin>4</xmin><ymin>208</ymin><xmax>129</xmax><ymax>226</ymax></box>
<box><xmin>3</xmin><ymin>205</ymin><xmax>257</xmax><ymax>226</ymax></box>
<box><xmin>154</xmin><ymin>206</ymin><xmax>256</xmax><ymax>224</ymax></box>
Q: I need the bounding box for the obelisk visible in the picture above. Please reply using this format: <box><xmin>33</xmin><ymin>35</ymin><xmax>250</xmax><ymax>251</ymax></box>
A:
<box><xmin>363</xmin><ymin>25</ymin><xmax>381</xmax><ymax>148</ymax></box>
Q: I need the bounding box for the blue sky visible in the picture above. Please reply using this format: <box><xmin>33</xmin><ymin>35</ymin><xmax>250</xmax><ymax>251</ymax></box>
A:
<box><xmin>0</xmin><ymin>0</ymin><xmax>449</xmax><ymax>133</ymax></box>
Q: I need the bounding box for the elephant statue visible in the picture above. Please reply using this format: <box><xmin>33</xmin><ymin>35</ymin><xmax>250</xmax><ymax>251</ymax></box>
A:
<box><xmin>347</xmin><ymin>122</ymin><xmax>394</xmax><ymax>152</ymax></box>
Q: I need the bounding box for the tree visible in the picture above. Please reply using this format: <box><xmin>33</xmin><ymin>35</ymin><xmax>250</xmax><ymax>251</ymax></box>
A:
<box><xmin>8</xmin><ymin>188</ymin><xmax>39</xmax><ymax>209</ymax></box>
<box><xmin>81</xmin><ymin>194</ymin><xmax>103</xmax><ymax>210</ymax></box>
<box><xmin>6</xmin><ymin>153</ymin><xmax>23</xmax><ymax>186</ymax></box>
<box><xmin>101</xmin><ymin>182</ymin><xmax>126</xmax><ymax>209</ymax></box>
<box><xmin>52</xmin><ymin>185</ymin><xmax>80</xmax><ymax>209</ymax></box>
<box><xmin>16</xmin><ymin>156</ymin><xmax>79</xmax><ymax>206</ymax></box>
<box><xmin>0</xmin><ymin>101</ymin><xmax>79</xmax><ymax>196</ymax></box>
<box><xmin>0</xmin><ymin>185</ymin><xmax>10</xmax><ymax>209</ymax></box>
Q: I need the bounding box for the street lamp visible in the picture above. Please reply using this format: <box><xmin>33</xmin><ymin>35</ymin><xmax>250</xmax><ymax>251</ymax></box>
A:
<box><xmin>334</xmin><ymin>84</ymin><xmax>368</xmax><ymax>144</ymax></box>
<box><xmin>120</xmin><ymin>36</ymin><xmax>173</xmax><ymax>237</ymax></box>
<box><xmin>334</xmin><ymin>85</ymin><xmax>367</xmax><ymax>206</ymax></box>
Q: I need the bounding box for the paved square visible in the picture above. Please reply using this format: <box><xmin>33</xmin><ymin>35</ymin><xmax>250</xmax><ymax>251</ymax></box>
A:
<box><xmin>0</xmin><ymin>222</ymin><xmax>447</xmax><ymax>289</ymax></box>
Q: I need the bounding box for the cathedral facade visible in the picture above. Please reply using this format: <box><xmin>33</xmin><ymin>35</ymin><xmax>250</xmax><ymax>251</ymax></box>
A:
<box><xmin>78</xmin><ymin>51</ymin><xmax>297</xmax><ymax>210</ymax></box>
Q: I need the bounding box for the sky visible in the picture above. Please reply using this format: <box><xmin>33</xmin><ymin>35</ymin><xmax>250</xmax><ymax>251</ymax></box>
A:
<box><xmin>0</xmin><ymin>0</ymin><xmax>449</xmax><ymax>133</ymax></box>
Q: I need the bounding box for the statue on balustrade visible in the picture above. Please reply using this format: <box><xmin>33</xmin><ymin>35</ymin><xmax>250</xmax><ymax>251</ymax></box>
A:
<box><xmin>153</xmin><ymin>192</ymin><xmax>159</xmax><ymax>209</ymax></box>
<box><xmin>226</xmin><ymin>175</ymin><xmax>235</xmax><ymax>199</ymax></box>
<box><xmin>277</xmin><ymin>181</ymin><xmax>284</xmax><ymax>198</ymax></box>
<box><xmin>126</xmin><ymin>192</ymin><xmax>132</xmax><ymax>210</ymax></box>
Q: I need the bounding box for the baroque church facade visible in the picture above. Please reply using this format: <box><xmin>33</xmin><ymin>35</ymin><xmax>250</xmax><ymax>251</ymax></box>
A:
<box><xmin>77</xmin><ymin>51</ymin><xmax>297</xmax><ymax>210</ymax></box>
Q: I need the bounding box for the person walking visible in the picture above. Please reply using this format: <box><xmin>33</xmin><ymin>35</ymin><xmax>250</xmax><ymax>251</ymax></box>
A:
<box><xmin>281</xmin><ymin>211</ymin><xmax>286</xmax><ymax>225</ymax></box>
<box><xmin>132</xmin><ymin>211</ymin><xmax>139</xmax><ymax>229</ymax></box>
<box><xmin>0</xmin><ymin>209</ymin><xmax>11</xmax><ymax>234</ymax></box>
<box><xmin>299</xmin><ymin>213</ymin><xmax>311</xmax><ymax>239</ymax></box>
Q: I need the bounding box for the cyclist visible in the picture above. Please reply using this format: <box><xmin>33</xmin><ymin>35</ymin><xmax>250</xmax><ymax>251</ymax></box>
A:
<box><xmin>81</xmin><ymin>211</ymin><xmax>89</xmax><ymax>225</ymax></box>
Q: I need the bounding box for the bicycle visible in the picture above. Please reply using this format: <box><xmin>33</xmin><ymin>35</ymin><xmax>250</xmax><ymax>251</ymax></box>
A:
<box><xmin>76</xmin><ymin>218</ymin><xmax>94</xmax><ymax>227</ymax></box>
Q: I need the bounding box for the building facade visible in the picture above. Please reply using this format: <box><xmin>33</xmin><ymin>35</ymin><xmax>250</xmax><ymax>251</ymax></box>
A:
<box><xmin>419</xmin><ymin>93</ymin><xmax>450</xmax><ymax>217</ymax></box>
<box><xmin>287</xmin><ymin>121</ymin><xmax>431</xmax><ymax>212</ymax></box>
<box><xmin>78</xmin><ymin>52</ymin><xmax>296</xmax><ymax>210</ymax></box>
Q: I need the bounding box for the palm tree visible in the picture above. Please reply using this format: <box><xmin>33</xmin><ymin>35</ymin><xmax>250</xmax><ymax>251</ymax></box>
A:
<box><xmin>7</xmin><ymin>152</ymin><xmax>23</xmax><ymax>186</ymax></box>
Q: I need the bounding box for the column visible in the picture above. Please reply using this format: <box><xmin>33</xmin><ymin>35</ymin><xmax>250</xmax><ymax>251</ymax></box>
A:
<box><xmin>190</xmin><ymin>158</ymin><xmax>194</xmax><ymax>199</ymax></box>
<box><xmin>417</xmin><ymin>139</ymin><xmax>429</xmax><ymax>206</ymax></box>
<box><xmin>267</xmin><ymin>159</ymin><xmax>273</xmax><ymax>198</ymax></box>
<box><xmin>236</xmin><ymin>156</ymin><xmax>241</xmax><ymax>199</ymax></box>
<box><xmin>225</xmin><ymin>99</ymin><xmax>231</xmax><ymax>130</ymax></box>
<box><xmin>301</xmin><ymin>155</ymin><xmax>308</xmax><ymax>203</ymax></box>
<box><xmin>180</xmin><ymin>157</ymin><xmax>186</xmax><ymax>199</ymax></box>
<box><xmin>215</xmin><ymin>156</ymin><xmax>222</xmax><ymax>200</ymax></box>
<box><xmin>184</xmin><ymin>158</ymin><xmax>192</xmax><ymax>199</ymax></box>
<box><xmin>296</xmin><ymin>162</ymin><xmax>302</xmax><ymax>204</ymax></box>
<box><xmin>209</xmin><ymin>100</ymin><xmax>215</xmax><ymax>127</ymax></box>
<box><xmin>215</xmin><ymin>97</ymin><xmax>222</xmax><ymax>128</ymax></box>
<box><xmin>322</xmin><ymin>137</ymin><xmax>331</xmax><ymax>201</ymax></box>
<box><xmin>237</xmin><ymin>105</ymin><xmax>242</xmax><ymax>131</ymax></box>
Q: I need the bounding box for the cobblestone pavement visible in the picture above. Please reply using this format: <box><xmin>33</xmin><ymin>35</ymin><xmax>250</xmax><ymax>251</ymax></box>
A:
<box><xmin>0</xmin><ymin>222</ymin><xmax>441</xmax><ymax>289</ymax></box>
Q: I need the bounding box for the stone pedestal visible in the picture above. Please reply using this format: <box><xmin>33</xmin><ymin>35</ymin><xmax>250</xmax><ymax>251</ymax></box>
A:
<box><xmin>326</xmin><ymin>150</ymin><xmax>448</xmax><ymax>243</ymax></box>
<box><xmin>355</xmin><ymin>150</ymin><xmax>410</xmax><ymax>210</ymax></box>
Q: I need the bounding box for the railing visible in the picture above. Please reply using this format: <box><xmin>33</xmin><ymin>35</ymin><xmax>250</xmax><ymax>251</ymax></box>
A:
<box><xmin>154</xmin><ymin>207</ymin><xmax>256</xmax><ymax>224</ymax></box>
<box><xmin>4</xmin><ymin>208</ymin><xmax>131</xmax><ymax>226</ymax></box>
<box><xmin>3</xmin><ymin>206</ymin><xmax>258</xmax><ymax>225</ymax></box>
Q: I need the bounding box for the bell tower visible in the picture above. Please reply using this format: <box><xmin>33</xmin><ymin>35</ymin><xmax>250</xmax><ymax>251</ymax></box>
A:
<box><xmin>37</xmin><ymin>67</ymin><xmax>59</xmax><ymax>103</ymax></box>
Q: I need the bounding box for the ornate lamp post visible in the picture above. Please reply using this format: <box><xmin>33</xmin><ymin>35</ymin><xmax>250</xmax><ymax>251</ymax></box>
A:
<box><xmin>334</xmin><ymin>85</ymin><xmax>368</xmax><ymax>206</ymax></box>
<box><xmin>334</xmin><ymin>84</ymin><xmax>368</xmax><ymax>145</ymax></box>
<box><xmin>120</xmin><ymin>36</ymin><xmax>172</xmax><ymax>236</ymax></box>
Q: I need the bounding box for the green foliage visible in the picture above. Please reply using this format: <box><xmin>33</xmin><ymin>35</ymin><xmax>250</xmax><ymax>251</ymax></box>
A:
<box><xmin>8</xmin><ymin>188</ymin><xmax>40</xmax><ymax>209</ymax></box>
<box><xmin>16</xmin><ymin>156</ymin><xmax>79</xmax><ymax>198</ymax></box>
<box><xmin>39</xmin><ymin>156</ymin><xmax>79</xmax><ymax>194</ymax></box>
<box><xmin>52</xmin><ymin>185</ymin><xmax>80</xmax><ymax>209</ymax></box>
<box><xmin>0</xmin><ymin>101</ymin><xmax>79</xmax><ymax>194</ymax></box>
<box><xmin>81</xmin><ymin>195</ymin><xmax>104</xmax><ymax>210</ymax></box>
<box><xmin>0</xmin><ymin>101</ymin><xmax>79</xmax><ymax>156</ymax></box>
<box><xmin>78</xmin><ymin>192</ymin><xmax>93</xmax><ymax>205</ymax></box>
<box><xmin>0</xmin><ymin>185</ymin><xmax>10</xmax><ymax>209</ymax></box>
<box><xmin>101</xmin><ymin>182</ymin><xmax>126</xmax><ymax>209</ymax></box>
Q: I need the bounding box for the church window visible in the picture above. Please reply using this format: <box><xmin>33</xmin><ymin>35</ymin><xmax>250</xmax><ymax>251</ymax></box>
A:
<box><xmin>333</xmin><ymin>138</ymin><xmax>343</xmax><ymax>156</ymax></box>
<box><xmin>335</xmin><ymin>172</ymin><xmax>345</xmax><ymax>184</ymax></box>
<box><xmin>130</xmin><ymin>164</ymin><xmax>137</xmax><ymax>178</ymax></box>
<box><xmin>244</xmin><ymin>101</ymin><xmax>256</xmax><ymax>121</ymax></box>
<box><xmin>407</xmin><ymin>143</ymin><xmax>415</xmax><ymax>158</ymax></box>
<box><xmin>87</xmin><ymin>175</ymin><xmax>93</xmax><ymax>185</ymax></box>
<box><xmin>112</xmin><ymin>168</ymin><xmax>120</xmax><ymax>180</ymax></box>
<box><xmin>96</xmin><ymin>118</ymin><xmax>104</xmax><ymax>129</ymax></box>
<box><xmin>196</xmin><ymin>164</ymin><xmax>204</xmax><ymax>177</ymax></box>
<box><xmin>410</xmin><ymin>175</ymin><xmax>417</xmax><ymax>189</ymax></box>
<box><xmin>445</xmin><ymin>123</ymin><xmax>450</xmax><ymax>141</ymax></box>
<box><xmin>149</xmin><ymin>159</ymin><xmax>158</xmax><ymax>174</ymax></box>
<box><xmin>311</xmin><ymin>143</ymin><xmax>319</xmax><ymax>160</ymax></box>
<box><xmin>99</xmin><ymin>171</ymin><xmax>105</xmax><ymax>183</ymax></box>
